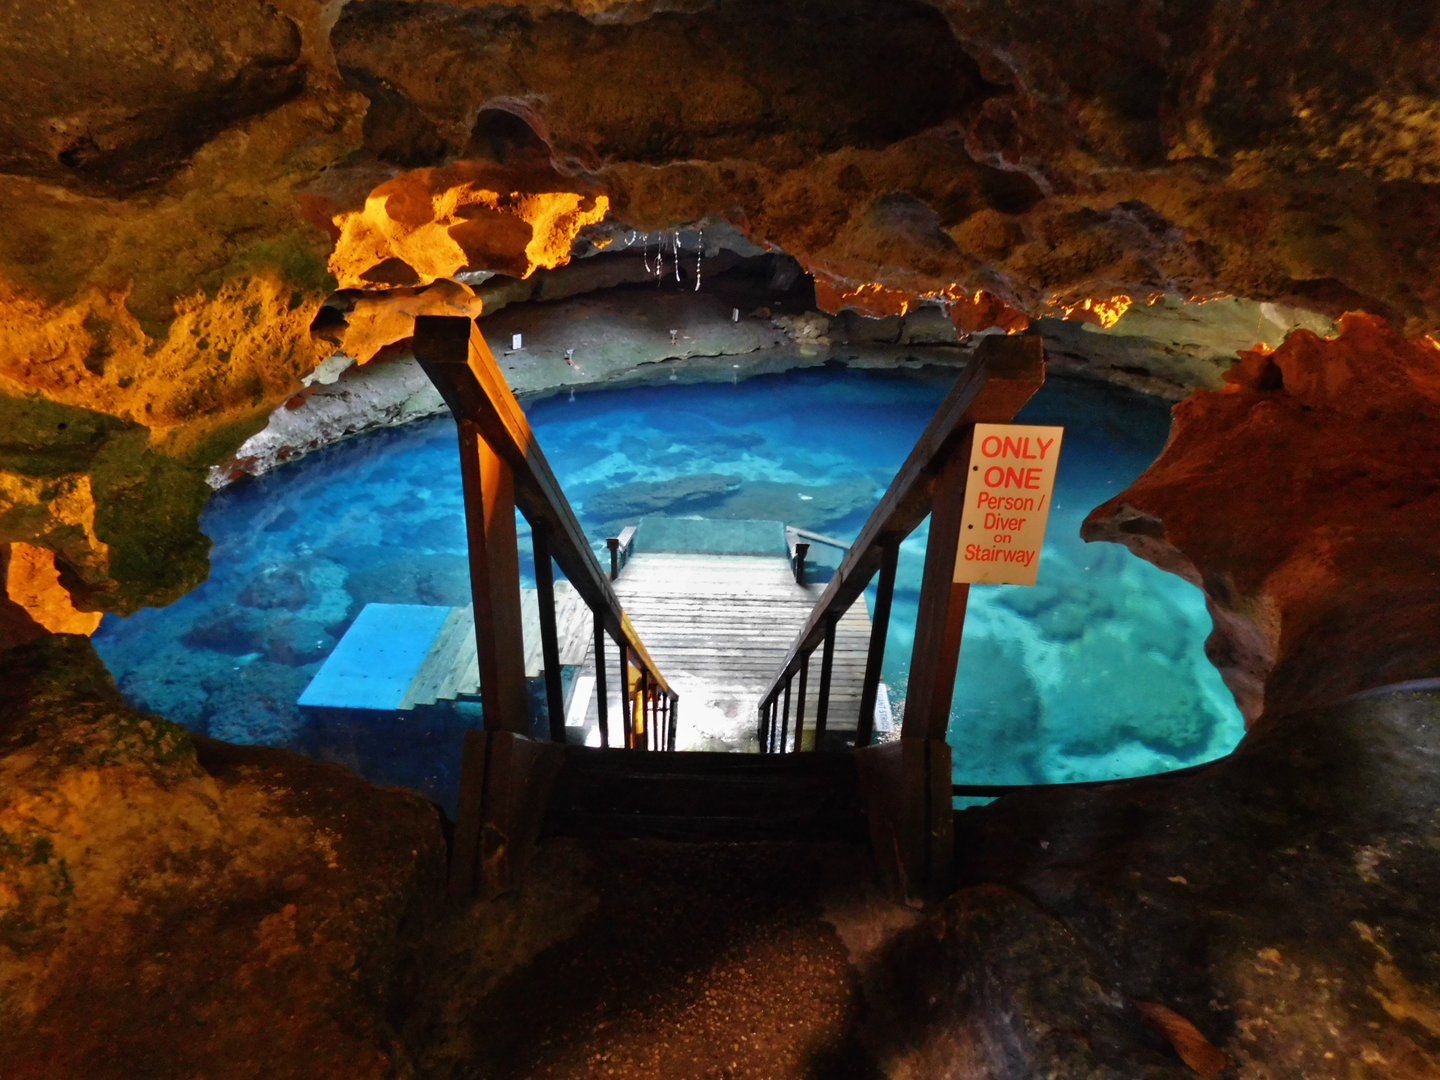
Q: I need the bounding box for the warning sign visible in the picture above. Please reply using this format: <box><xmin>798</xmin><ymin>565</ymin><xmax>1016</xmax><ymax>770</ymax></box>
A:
<box><xmin>954</xmin><ymin>423</ymin><xmax>1064</xmax><ymax>586</ymax></box>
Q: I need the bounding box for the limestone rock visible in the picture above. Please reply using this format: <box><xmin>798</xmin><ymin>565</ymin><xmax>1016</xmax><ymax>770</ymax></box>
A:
<box><xmin>2</xmin><ymin>542</ymin><xmax>100</xmax><ymax>635</ymax></box>
<box><xmin>584</xmin><ymin>473</ymin><xmax>742</xmax><ymax>522</ymax></box>
<box><xmin>869</xmin><ymin>883</ymin><xmax>1187</xmax><ymax>1078</ymax></box>
<box><xmin>2</xmin><ymin>0</ymin><xmax>1438</xmax><ymax>617</ymax></box>
<box><xmin>0</xmin><ymin>635</ymin><xmax>447</xmax><ymax>1078</ymax></box>
<box><xmin>955</xmin><ymin>686</ymin><xmax>1440</xmax><ymax>1080</ymax></box>
<box><xmin>1083</xmin><ymin>314</ymin><xmax>1440</xmax><ymax>723</ymax></box>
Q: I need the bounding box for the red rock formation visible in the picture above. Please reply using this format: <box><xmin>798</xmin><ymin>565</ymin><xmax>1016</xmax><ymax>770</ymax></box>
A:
<box><xmin>1084</xmin><ymin>314</ymin><xmax>1440</xmax><ymax>723</ymax></box>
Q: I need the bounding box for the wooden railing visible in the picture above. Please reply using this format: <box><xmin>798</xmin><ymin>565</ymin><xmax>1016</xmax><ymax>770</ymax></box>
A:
<box><xmin>757</xmin><ymin>332</ymin><xmax>1046</xmax><ymax>754</ymax></box>
<box><xmin>755</xmin><ymin>333</ymin><xmax>1046</xmax><ymax>896</ymax></box>
<box><xmin>416</xmin><ymin>315</ymin><xmax>680</xmax><ymax>900</ymax></box>
<box><xmin>413</xmin><ymin>315</ymin><xmax>676</xmax><ymax>751</ymax></box>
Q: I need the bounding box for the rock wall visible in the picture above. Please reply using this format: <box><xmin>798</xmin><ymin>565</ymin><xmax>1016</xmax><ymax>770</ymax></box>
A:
<box><xmin>1</xmin><ymin>0</ymin><xmax>1436</xmax><ymax>613</ymax></box>
<box><xmin>0</xmin><ymin>634</ymin><xmax>447</xmax><ymax>1078</ymax></box>
<box><xmin>931</xmin><ymin>686</ymin><xmax>1440</xmax><ymax>1079</ymax></box>
<box><xmin>1085</xmin><ymin>313</ymin><xmax>1440</xmax><ymax>723</ymax></box>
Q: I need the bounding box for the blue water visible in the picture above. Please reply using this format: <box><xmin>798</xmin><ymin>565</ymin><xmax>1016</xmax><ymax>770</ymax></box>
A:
<box><xmin>93</xmin><ymin>367</ymin><xmax>1243</xmax><ymax>808</ymax></box>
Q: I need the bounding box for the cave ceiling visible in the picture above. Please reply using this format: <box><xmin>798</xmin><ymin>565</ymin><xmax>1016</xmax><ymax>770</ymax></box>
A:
<box><xmin>0</xmin><ymin>0</ymin><xmax>1437</xmax><ymax>612</ymax></box>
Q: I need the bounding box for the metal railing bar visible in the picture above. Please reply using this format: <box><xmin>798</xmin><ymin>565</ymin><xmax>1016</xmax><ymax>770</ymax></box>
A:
<box><xmin>780</xmin><ymin>678</ymin><xmax>792</xmax><ymax>754</ymax></box>
<box><xmin>787</xmin><ymin>526</ymin><xmax>851</xmax><ymax>550</ymax></box>
<box><xmin>617</xmin><ymin>636</ymin><xmax>634</xmax><ymax>748</ymax></box>
<box><xmin>794</xmin><ymin>652</ymin><xmax>809</xmax><ymax>753</ymax></box>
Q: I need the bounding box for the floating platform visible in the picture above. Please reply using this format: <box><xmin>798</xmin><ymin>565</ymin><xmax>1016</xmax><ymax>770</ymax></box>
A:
<box><xmin>298</xmin><ymin>583</ymin><xmax>592</xmax><ymax>718</ymax></box>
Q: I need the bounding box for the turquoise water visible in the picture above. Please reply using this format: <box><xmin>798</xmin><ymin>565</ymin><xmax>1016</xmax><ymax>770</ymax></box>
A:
<box><xmin>93</xmin><ymin>366</ymin><xmax>1243</xmax><ymax>808</ymax></box>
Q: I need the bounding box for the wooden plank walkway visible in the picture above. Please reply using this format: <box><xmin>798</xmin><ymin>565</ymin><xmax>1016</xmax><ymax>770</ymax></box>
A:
<box><xmin>307</xmin><ymin>541</ymin><xmax>885</xmax><ymax>752</ymax></box>
<box><xmin>573</xmin><ymin>552</ymin><xmax>876</xmax><ymax>751</ymax></box>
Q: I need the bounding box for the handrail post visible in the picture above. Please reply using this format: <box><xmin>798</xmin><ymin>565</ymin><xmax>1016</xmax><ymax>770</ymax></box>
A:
<box><xmin>887</xmin><ymin>437</ymin><xmax>973</xmax><ymax>898</ymax></box>
<box><xmin>793</xmin><ymin>541</ymin><xmax>809</xmax><ymax>584</ymax></box>
<box><xmin>813</xmin><ymin>615</ymin><xmax>837</xmax><ymax>747</ymax></box>
<box><xmin>668</xmin><ymin>692</ymin><xmax>678</xmax><ymax>750</ymax></box>
<box><xmin>617</xmin><ymin>637</ymin><xmax>633</xmax><ymax>748</ymax></box>
<box><xmin>780</xmin><ymin>678</ymin><xmax>792</xmax><ymax>754</ymax></box>
<box><xmin>533</xmin><ymin>522</ymin><xmax>567</xmax><ymax>743</ymax></box>
<box><xmin>794</xmin><ymin>651</ymin><xmax>809</xmax><ymax>752</ymax></box>
<box><xmin>638</xmin><ymin>667</ymin><xmax>649</xmax><ymax>751</ymax></box>
<box><xmin>456</xmin><ymin>418</ymin><xmax>529</xmax><ymax>734</ymax></box>
<box><xmin>593</xmin><ymin>610</ymin><xmax>609</xmax><ymax>748</ymax></box>
<box><xmin>607</xmin><ymin>537</ymin><xmax>620</xmax><ymax>581</ymax></box>
<box><xmin>856</xmin><ymin>536</ymin><xmax>900</xmax><ymax>748</ymax></box>
<box><xmin>901</xmin><ymin>444</ymin><xmax>972</xmax><ymax>741</ymax></box>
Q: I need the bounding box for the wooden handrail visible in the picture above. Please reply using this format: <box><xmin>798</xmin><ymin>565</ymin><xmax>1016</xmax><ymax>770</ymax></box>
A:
<box><xmin>757</xmin><ymin>334</ymin><xmax>1045</xmax><ymax>734</ymax></box>
<box><xmin>414</xmin><ymin>315</ymin><xmax>674</xmax><ymax>700</ymax></box>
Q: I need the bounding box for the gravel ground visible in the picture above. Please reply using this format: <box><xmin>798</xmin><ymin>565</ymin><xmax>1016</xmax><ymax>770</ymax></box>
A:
<box><xmin>437</xmin><ymin>840</ymin><xmax>882</xmax><ymax>1080</ymax></box>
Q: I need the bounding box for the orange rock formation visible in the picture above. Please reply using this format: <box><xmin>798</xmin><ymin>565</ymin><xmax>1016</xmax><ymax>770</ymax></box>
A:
<box><xmin>1085</xmin><ymin>314</ymin><xmax>1440</xmax><ymax>723</ymax></box>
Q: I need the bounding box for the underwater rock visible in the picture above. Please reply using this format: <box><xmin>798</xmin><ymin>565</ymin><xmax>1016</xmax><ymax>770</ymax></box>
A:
<box><xmin>262</xmin><ymin>617</ymin><xmax>336</xmax><ymax>666</ymax></box>
<box><xmin>347</xmin><ymin>553</ymin><xmax>472</xmax><ymax>608</ymax></box>
<box><xmin>238</xmin><ymin>565</ymin><xmax>311</xmax><ymax>610</ymax></box>
<box><xmin>180</xmin><ymin>607</ymin><xmax>269</xmax><ymax>656</ymax></box>
<box><xmin>1046</xmin><ymin>630</ymin><xmax>1217</xmax><ymax>762</ymax></box>
<box><xmin>951</xmin><ymin>637</ymin><xmax>1043</xmax><ymax>785</ymax></box>
<box><xmin>712</xmin><ymin>477</ymin><xmax>884</xmax><ymax>531</ymax></box>
<box><xmin>1084</xmin><ymin>314</ymin><xmax>1440</xmax><ymax>723</ymax></box>
<box><xmin>956</xmin><ymin>686</ymin><xmax>1440</xmax><ymax>1080</ymax></box>
<box><xmin>203</xmin><ymin>659</ymin><xmax>314</xmax><ymax>746</ymax></box>
<box><xmin>584</xmin><ymin>473</ymin><xmax>742</xmax><ymax>521</ymax></box>
<box><xmin>997</xmin><ymin>559</ymin><xmax>1116</xmax><ymax>642</ymax></box>
<box><xmin>114</xmin><ymin>643</ymin><xmax>222</xmax><ymax>732</ymax></box>
<box><xmin>0</xmin><ymin>635</ymin><xmax>446</xmax><ymax>1079</ymax></box>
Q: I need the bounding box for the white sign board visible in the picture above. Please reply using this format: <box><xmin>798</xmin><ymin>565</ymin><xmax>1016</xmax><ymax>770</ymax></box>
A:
<box><xmin>954</xmin><ymin>423</ymin><xmax>1064</xmax><ymax>586</ymax></box>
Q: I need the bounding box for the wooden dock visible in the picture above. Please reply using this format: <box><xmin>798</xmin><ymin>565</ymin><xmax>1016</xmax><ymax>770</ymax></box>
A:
<box><xmin>574</xmin><ymin>545</ymin><xmax>882</xmax><ymax>751</ymax></box>
<box><xmin>301</xmin><ymin>517</ymin><xmax>888</xmax><ymax>751</ymax></box>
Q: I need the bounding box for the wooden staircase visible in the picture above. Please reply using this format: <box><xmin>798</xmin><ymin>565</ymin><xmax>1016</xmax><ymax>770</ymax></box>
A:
<box><xmin>544</xmin><ymin>747</ymin><xmax>866</xmax><ymax>843</ymax></box>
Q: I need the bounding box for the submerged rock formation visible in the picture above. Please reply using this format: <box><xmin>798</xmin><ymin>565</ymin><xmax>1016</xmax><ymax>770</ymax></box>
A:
<box><xmin>1085</xmin><ymin>313</ymin><xmax>1440</xmax><ymax>722</ymax></box>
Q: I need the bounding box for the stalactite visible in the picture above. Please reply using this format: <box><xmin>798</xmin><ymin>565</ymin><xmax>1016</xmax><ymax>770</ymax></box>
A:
<box><xmin>695</xmin><ymin>229</ymin><xmax>703</xmax><ymax>291</ymax></box>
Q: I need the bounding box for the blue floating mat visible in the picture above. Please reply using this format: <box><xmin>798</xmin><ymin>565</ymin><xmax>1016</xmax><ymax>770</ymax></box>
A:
<box><xmin>298</xmin><ymin>603</ymin><xmax>452</xmax><ymax>711</ymax></box>
<box><xmin>633</xmin><ymin>516</ymin><xmax>788</xmax><ymax>556</ymax></box>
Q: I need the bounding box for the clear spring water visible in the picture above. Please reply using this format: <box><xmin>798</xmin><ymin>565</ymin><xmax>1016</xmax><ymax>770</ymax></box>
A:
<box><xmin>93</xmin><ymin>366</ymin><xmax>1243</xmax><ymax>809</ymax></box>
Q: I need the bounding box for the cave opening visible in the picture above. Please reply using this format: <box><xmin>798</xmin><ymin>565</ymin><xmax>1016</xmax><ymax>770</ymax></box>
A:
<box><xmin>90</xmin><ymin>254</ymin><xmax>1242</xmax><ymax>817</ymax></box>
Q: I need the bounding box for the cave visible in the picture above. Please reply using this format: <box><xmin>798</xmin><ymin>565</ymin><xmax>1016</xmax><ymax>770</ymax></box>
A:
<box><xmin>2</xmin><ymin>1</ymin><xmax>1439</xmax><ymax>1077</ymax></box>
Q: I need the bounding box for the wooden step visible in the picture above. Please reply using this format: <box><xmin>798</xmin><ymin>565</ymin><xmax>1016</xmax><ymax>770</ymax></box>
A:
<box><xmin>544</xmin><ymin>747</ymin><xmax>865</xmax><ymax>843</ymax></box>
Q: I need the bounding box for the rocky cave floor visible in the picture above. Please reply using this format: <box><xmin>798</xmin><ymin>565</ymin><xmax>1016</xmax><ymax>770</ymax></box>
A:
<box><xmin>4</xmin><ymin>634</ymin><xmax>1439</xmax><ymax>1079</ymax></box>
